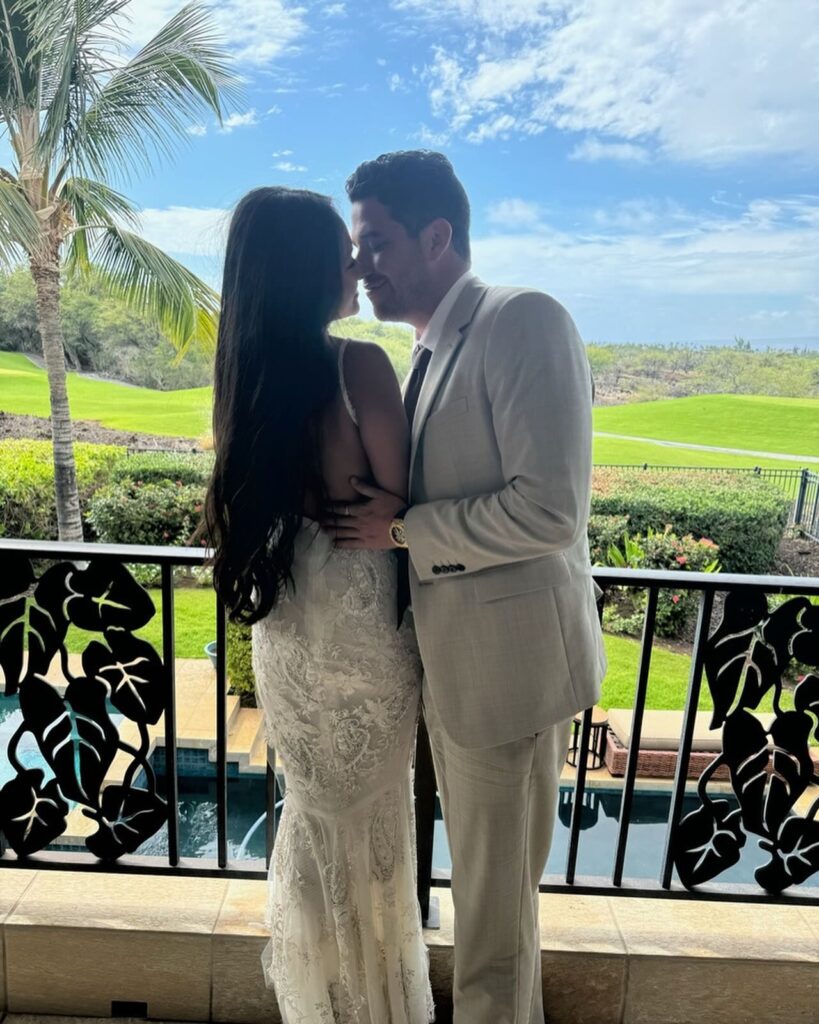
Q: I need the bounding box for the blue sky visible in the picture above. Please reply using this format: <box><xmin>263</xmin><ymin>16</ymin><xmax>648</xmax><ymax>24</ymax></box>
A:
<box><xmin>29</xmin><ymin>1</ymin><xmax>819</xmax><ymax>343</ymax></box>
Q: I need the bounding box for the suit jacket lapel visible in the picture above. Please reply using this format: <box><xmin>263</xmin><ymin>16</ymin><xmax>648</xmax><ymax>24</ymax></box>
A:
<box><xmin>409</xmin><ymin>277</ymin><xmax>488</xmax><ymax>482</ymax></box>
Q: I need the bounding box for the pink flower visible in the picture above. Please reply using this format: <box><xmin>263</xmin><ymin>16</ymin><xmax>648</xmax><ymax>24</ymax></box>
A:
<box><xmin>671</xmin><ymin>594</ymin><xmax>680</xmax><ymax>604</ymax></box>
<box><xmin>162</xmin><ymin>530</ymin><xmax>170</xmax><ymax>539</ymax></box>
<box><xmin>676</xmin><ymin>555</ymin><xmax>688</xmax><ymax>565</ymax></box>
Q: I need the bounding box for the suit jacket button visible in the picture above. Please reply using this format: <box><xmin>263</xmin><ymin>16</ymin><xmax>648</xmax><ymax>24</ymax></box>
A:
<box><xmin>456</xmin><ymin>564</ymin><xmax>465</xmax><ymax>571</ymax></box>
<box><xmin>432</xmin><ymin>565</ymin><xmax>442</xmax><ymax>575</ymax></box>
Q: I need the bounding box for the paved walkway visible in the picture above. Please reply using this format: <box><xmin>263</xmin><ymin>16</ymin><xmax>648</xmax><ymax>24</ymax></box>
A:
<box><xmin>595</xmin><ymin>430</ymin><xmax>814</xmax><ymax>464</ymax></box>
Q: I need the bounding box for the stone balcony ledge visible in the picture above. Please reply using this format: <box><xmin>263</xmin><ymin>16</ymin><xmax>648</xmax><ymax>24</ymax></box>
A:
<box><xmin>1</xmin><ymin>868</ymin><xmax>817</xmax><ymax>1024</ymax></box>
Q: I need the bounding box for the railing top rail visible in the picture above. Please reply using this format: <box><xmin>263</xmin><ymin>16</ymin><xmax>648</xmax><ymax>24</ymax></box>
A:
<box><xmin>0</xmin><ymin>538</ymin><xmax>816</xmax><ymax>593</ymax></box>
<box><xmin>0</xmin><ymin>537</ymin><xmax>208</xmax><ymax>565</ymax></box>
<box><xmin>593</xmin><ymin>566</ymin><xmax>819</xmax><ymax>593</ymax></box>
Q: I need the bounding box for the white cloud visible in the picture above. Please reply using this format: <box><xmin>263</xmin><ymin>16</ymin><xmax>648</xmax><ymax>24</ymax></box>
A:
<box><xmin>266</xmin><ymin>105</ymin><xmax>283</xmax><ymax>116</ymax></box>
<box><xmin>124</xmin><ymin>1</ymin><xmax>307</xmax><ymax>66</ymax></box>
<box><xmin>404</xmin><ymin>0</ymin><xmax>819</xmax><ymax>164</ymax></box>
<box><xmin>473</xmin><ymin>194</ymin><xmax>819</xmax><ymax>341</ymax></box>
<box><xmin>570</xmin><ymin>138</ymin><xmax>649</xmax><ymax>164</ymax></box>
<box><xmin>136</xmin><ymin>206</ymin><xmax>230</xmax><ymax>257</ymax></box>
<box><xmin>324</xmin><ymin>2</ymin><xmax>346</xmax><ymax>15</ymax></box>
<box><xmin>274</xmin><ymin>161</ymin><xmax>307</xmax><ymax>172</ymax></box>
<box><xmin>272</xmin><ymin>149</ymin><xmax>294</xmax><ymax>157</ymax></box>
<box><xmin>486</xmin><ymin>199</ymin><xmax>544</xmax><ymax>229</ymax></box>
<box><xmin>185</xmin><ymin>124</ymin><xmax>208</xmax><ymax>137</ymax></box>
<box><xmin>389</xmin><ymin>73</ymin><xmax>405</xmax><ymax>92</ymax></box>
<box><xmin>219</xmin><ymin>109</ymin><xmax>259</xmax><ymax>133</ymax></box>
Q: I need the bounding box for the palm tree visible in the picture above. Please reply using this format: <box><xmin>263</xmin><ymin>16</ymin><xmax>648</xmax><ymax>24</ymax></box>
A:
<box><xmin>0</xmin><ymin>0</ymin><xmax>237</xmax><ymax>540</ymax></box>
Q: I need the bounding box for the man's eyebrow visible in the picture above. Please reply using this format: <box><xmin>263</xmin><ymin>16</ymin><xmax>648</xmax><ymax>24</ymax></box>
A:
<box><xmin>357</xmin><ymin>229</ymin><xmax>382</xmax><ymax>241</ymax></box>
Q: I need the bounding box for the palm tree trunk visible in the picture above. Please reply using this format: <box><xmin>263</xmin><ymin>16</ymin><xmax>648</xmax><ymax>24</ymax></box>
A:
<box><xmin>30</xmin><ymin>255</ymin><xmax>84</xmax><ymax>542</ymax></box>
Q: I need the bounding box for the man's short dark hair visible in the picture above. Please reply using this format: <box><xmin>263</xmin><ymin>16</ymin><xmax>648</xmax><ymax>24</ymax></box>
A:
<box><xmin>346</xmin><ymin>150</ymin><xmax>471</xmax><ymax>262</ymax></box>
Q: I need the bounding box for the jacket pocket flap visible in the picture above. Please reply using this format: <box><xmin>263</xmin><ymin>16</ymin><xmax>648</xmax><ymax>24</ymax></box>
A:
<box><xmin>473</xmin><ymin>553</ymin><xmax>571</xmax><ymax>603</ymax></box>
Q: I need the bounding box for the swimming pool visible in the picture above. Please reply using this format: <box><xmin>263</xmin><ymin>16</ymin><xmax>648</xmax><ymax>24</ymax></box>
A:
<box><xmin>0</xmin><ymin>693</ymin><xmax>770</xmax><ymax>883</ymax></box>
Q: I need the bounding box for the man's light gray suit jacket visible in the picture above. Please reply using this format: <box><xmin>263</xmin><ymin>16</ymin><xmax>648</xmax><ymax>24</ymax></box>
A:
<box><xmin>404</xmin><ymin>277</ymin><xmax>606</xmax><ymax>749</ymax></box>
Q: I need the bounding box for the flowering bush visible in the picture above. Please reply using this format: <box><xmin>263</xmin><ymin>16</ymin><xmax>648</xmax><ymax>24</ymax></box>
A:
<box><xmin>592</xmin><ymin>468</ymin><xmax>789</xmax><ymax>574</ymax></box>
<box><xmin>603</xmin><ymin>526</ymin><xmax>721</xmax><ymax>637</ymax></box>
<box><xmin>587</xmin><ymin>513</ymin><xmax>630</xmax><ymax>564</ymax></box>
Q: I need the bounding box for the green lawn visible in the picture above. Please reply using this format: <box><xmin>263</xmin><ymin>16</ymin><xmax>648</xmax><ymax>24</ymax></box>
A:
<box><xmin>0</xmin><ymin>352</ymin><xmax>210</xmax><ymax>438</ymax></box>
<box><xmin>65</xmin><ymin>585</ymin><xmax>217</xmax><ymax>659</ymax></box>
<box><xmin>600</xmin><ymin>634</ymin><xmax>785</xmax><ymax>717</ymax></box>
<box><xmin>62</xmin><ymin>590</ymin><xmax>798</xmax><ymax>730</ymax></box>
<box><xmin>595</xmin><ymin>394</ymin><xmax>819</xmax><ymax>459</ymax></box>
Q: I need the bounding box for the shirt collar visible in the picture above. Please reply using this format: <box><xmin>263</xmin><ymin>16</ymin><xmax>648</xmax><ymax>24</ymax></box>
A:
<box><xmin>416</xmin><ymin>271</ymin><xmax>475</xmax><ymax>355</ymax></box>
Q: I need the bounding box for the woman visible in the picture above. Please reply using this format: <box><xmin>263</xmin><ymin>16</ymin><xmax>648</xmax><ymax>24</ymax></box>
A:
<box><xmin>204</xmin><ymin>187</ymin><xmax>434</xmax><ymax>1024</ymax></box>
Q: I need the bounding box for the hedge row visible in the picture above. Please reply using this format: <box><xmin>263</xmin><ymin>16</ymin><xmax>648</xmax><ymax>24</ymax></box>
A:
<box><xmin>0</xmin><ymin>443</ymin><xmax>793</xmax><ymax>578</ymax></box>
<box><xmin>0</xmin><ymin>439</ymin><xmax>123</xmax><ymax>540</ymax></box>
<box><xmin>591</xmin><ymin>468</ymin><xmax>790</xmax><ymax>575</ymax></box>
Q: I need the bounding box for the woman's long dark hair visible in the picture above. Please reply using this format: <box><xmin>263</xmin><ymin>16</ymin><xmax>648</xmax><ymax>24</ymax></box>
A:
<box><xmin>205</xmin><ymin>187</ymin><xmax>346</xmax><ymax>624</ymax></box>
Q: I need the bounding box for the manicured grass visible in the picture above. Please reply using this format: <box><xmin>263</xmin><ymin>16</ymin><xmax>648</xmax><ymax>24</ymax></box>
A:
<box><xmin>65</xmin><ymin>585</ymin><xmax>217</xmax><ymax>660</ymax></box>
<box><xmin>595</xmin><ymin>394</ymin><xmax>819</xmax><ymax>459</ymax></box>
<box><xmin>0</xmin><ymin>352</ymin><xmax>210</xmax><ymax>438</ymax></box>
<box><xmin>64</xmin><ymin>593</ymin><xmax>801</xmax><ymax>736</ymax></box>
<box><xmin>600</xmin><ymin>633</ymin><xmax>783</xmax><ymax>716</ymax></box>
<box><xmin>593</xmin><ymin>435</ymin><xmax>819</xmax><ymax>471</ymax></box>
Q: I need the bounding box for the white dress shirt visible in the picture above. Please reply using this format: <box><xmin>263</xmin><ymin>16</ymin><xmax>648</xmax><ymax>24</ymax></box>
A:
<box><xmin>412</xmin><ymin>271</ymin><xmax>475</xmax><ymax>365</ymax></box>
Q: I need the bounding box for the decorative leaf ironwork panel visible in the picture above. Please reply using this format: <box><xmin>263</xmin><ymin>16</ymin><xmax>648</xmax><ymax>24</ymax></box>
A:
<box><xmin>0</xmin><ymin>558</ymin><xmax>168</xmax><ymax>860</ymax></box>
<box><xmin>672</xmin><ymin>592</ymin><xmax>819</xmax><ymax>893</ymax></box>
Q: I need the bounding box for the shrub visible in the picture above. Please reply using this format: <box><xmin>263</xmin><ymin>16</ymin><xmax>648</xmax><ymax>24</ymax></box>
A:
<box><xmin>86</xmin><ymin>479</ymin><xmax>206</xmax><ymax>547</ymax></box>
<box><xmin>226</xmin><ymin>620</ymin><xmax>256</xmax><ymax>702</ymax></box>
<box><xmin>0</xmin><ymin>439</ymin><xmax>123</xmax><ymax>539</ymax></box>
<box><xmin>109</xmin><ymin>451</ymin><xmax>213</xmax><ymax>487</ymax></box>
<box><xmin>603</xmin><ymin>526</ymin><xmax>720</xmax><ymax>637</ymax></box>
<box><xmin>588</xmin><ymin>514</ymin><xmax>630</xmax><ymax>564</ymax></box>
<box><xmin>592</xmin><ymin>469</ymin><xmax>789</xmax><ymax>574</ymax></box>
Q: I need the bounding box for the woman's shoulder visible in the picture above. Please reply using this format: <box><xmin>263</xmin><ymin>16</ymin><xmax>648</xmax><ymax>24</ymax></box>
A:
<box><xmin>330</xmin><ymin>336</ymin><xmax>395</xmax><ymax>377</ymax></box>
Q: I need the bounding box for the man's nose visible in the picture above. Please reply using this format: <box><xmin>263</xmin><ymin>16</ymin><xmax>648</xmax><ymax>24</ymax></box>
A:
<box><xmin>354</xmin><ymin>248</ymin><xmax>372</xmax><ymax>275</ymax></box>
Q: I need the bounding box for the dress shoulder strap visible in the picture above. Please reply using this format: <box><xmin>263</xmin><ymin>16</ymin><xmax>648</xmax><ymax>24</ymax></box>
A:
<box><xmin>337</xmin><ymin>338</ymin><xmax>359</xmax><ymax>426</ymax></box>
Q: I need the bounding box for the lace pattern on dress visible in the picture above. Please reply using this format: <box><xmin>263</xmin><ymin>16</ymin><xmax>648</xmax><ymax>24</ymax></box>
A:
<box><xmin>252</xmin><ymin>525</ymin><xmax>433</xmax><ymax>1023</ymax></box>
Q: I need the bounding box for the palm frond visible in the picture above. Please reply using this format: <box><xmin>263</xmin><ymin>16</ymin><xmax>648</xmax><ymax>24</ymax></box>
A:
<box><xmin>89</xmin><ymin>224</ymin><xmax>218</xmax><ymax>353</ymax></box>
<box><xmin>21</xmin><ymin>0</ymin><xmax>131</xmax><ymax>178</ymax></box>
<box><xmin>0</xmin><ymin>177</ymin><xmax>41</xmax><ymax>264</ymax></box>
<box><xmin>0</xmin><ymin>0</ymin><xmax>37</xmax><ymax>111</ymax></box>
<box><xmin>78</xmin><ymin>2</ymin><xmax>240</xmax><ymax>182</ymax></box>
<box><xmin>61</xmin><ymin>174</ymin><xmax>138</xmax><ymax>275</ymax></box>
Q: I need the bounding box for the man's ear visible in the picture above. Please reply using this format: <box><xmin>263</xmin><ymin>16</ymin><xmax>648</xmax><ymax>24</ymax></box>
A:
<box><xmin>420</xmin><ymin>218</ymin><xmax>453</xmax><ymax>263</ymax></box>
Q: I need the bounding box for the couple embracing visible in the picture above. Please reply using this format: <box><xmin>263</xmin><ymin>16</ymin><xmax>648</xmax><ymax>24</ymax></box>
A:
<box><xmin>204</xmin><ymin>150</ymin><xmax>606</xmax><ymax>1024</ymax></box>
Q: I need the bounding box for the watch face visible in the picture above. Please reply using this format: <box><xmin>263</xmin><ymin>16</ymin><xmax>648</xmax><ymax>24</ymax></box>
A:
<box><xmin>391</xmin><ymin>520</ymin><xmax>407</xmax><ymax>547</ymax></box>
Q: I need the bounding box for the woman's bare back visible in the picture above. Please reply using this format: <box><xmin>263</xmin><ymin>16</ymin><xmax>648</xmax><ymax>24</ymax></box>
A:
<box><xmin>303</xmin><ymin>337</ymin><xmax>409</xmax><ymax>519</ymax></box>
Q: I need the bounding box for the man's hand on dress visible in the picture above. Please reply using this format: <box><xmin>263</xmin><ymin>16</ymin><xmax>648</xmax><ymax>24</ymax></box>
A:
<box><xmin>324</xmin><ymin>478</ymin><xmax>406</xmax><ymax>550</ymax></box>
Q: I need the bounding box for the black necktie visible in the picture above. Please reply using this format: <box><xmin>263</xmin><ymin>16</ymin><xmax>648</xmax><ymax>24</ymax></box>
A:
<box><xmin>397</xmin><ymin>346</ymin><xmax>432</xmax><ymax>627</ymax></box>
<box><xmin>403</xmin><ymin>346</ymin><xmax>432</xmax><ymax>429</ymax></box>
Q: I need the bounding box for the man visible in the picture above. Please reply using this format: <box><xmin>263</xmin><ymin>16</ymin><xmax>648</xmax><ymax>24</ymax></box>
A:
<box><xmin>333</xmin><ymin>150</ymin><xmax>606</xmax><ymax>1024</ymax></box>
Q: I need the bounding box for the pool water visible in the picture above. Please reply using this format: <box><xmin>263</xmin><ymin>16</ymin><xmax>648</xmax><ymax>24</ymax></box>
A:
<box><xmin>0</xmin><ymin>693</ymin><xmax>776</xmax><ymax>882</ymax></box>
<box><xmin>433</xmin><ymin>785</ymin><xmax>771</xmax><ymax>885</ymax></box>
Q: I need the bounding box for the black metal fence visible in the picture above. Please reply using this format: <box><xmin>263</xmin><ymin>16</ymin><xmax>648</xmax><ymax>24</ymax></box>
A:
<box><xmin>1</xmin><ymin>539</ymin><xmax>817</xmax><ymax>911</ymax></box>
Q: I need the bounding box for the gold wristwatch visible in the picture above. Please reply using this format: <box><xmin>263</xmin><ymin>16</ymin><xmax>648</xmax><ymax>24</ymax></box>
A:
<box><xmin>389</xmin><ymin>510</ymin><xmax>409</xmax><ymax>549</ymax></box>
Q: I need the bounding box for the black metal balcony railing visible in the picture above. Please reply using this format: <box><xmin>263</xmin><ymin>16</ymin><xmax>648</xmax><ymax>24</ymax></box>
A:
<box><xmin>0</xmin><ymin>539</ymin><xmax>817</xmax><ymax>913</ymax></box>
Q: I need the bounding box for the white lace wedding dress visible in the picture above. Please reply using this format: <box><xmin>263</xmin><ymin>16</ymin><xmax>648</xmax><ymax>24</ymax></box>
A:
<box><xmin>251</xmin><ymin>344</ymin><xmax>434</xmax><ymax>1024</ymax></box>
